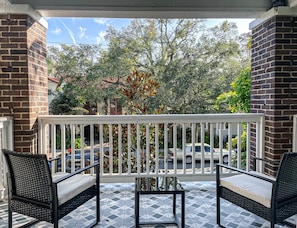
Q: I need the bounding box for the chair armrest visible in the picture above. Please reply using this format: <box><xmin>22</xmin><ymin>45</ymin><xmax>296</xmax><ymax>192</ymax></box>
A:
<box><xmin>216</xmin><ymin>163</ymin><xmax>275</xmax><ymax>184</ymax></box>
<box><xmin>53</xmin><ymin>162</ymin><xmax>99</xmax><ymax>184</ymax></box>
<box><xmin>48</xmin><ymin>157</ymin><xmax>60</xmax><ymax>162</ymax></box>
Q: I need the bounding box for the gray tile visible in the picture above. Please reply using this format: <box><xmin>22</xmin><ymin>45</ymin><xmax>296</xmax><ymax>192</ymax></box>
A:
<box><xmin>0</xmin><ymin>182</ymin><xmax>295</xmax><ymax>228</ymax></box>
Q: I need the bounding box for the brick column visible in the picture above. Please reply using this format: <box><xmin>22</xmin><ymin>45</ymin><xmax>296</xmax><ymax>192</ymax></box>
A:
<box><xmin>0</xmin><ymin>13</ymin><xmax>48</xmax><ymax>153</ymax></box>
<box><xmin>251</xmin><ymin>13</ymin><xmax>297</xmax><ymax>175</ymax></box>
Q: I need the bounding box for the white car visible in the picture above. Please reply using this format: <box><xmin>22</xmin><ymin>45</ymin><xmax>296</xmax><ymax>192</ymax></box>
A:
<box><xmin>170</xmin><ymin>143</ymin><xmax>234</xmax><ymax>164</ymax></box>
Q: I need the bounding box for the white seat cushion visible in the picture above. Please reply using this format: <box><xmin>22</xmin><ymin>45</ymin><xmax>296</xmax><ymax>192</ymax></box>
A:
<box><xmin>220</xmin><ymin>172</ymin><xmax>273</xmax><ymax>208</ymax></box>
<box><xmin>52</xmin><ymin>172</ymin><xmax>96</xmax><ymax>205</ymax></box>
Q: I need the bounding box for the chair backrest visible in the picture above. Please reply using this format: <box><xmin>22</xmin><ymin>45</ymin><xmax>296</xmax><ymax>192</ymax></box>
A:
<box><xmin>275</xmin><ymin>152</ymin><xmax>297</xmax><ymax>203</ymax></box>
<box><xmin>3</xmin><ymin>149</ymin><xmax>53</xmax><ymax>204</ymax></box>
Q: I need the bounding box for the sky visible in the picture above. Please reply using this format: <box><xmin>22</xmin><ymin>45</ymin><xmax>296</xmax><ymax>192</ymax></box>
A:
<box><xmin>45</xmin><ymin>18</ymin><xmax>254</xmax><ymax>46</ymax></box>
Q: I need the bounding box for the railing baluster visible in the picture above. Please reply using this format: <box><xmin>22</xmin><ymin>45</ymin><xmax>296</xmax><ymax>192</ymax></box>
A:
<box><xmin>210</xmin><ymin>123</ymin><xmax>214</xmax><ymax>174</ymax></box>
<box><xmin>99</xmin><ymin>124</ymin><xmax>104</xmax><ymax>175</ymax></box>
<box><xmin>71</xmin><ymin>124</ymin><xmax>75</xmax><ymax>173</ymax></box>
<box><xmin>90</xmin><ymin>124</ymin><xmax>95</xmax><ymax>175</ymax></box>
<box><xmin>164</xmin><ymin>123</ymin><xmax>168</xmax><ymax>174</ymax></box>
<box><xmin>201</xmin><ymin>123</ymin><xmax>205</xmax><ymax>174</ymax></box>
<box><xmin>236</xmin><ymin>123</ymin><xmax>242</xmax><ymax>169</ymax></box>
<box><xmin>155</xmin><ymin>123</ymin><xmax>159</xmax><ymax>174</ymax></box>
<box><xmin>173</xmin><ymin>123</ymin><xmax>177</xmax><ymax>174</ymax></box>
<box><xmin>227</xmin><ymin>122</ymin><xmax>232</xmax><ymax>167</ymax></box>
<box><xmin>191</xmin><ymin>123</ymin><xmax>196</xmax><ymax>173</ymax></box>
<box><xmin>108</xmin><ymin>124</ymin><xmax>113</xmax><ymax>174</ymax></box>
<box><xmin>128</xmin><ymin>124</ymin><xmax>132</xmax><ymax>175</ymax></box>
<box><xmin>60</xmin><ymin>124</ymin><xmax>65</xmax><ymax>172</ymax></box>
<box><xmin>146</xmin><ymin>124</ymin><xmax>150</xmax><ymax>174</ymax></box>
<box><xmin>182</xmin><ymin>123</ymin><xmax>186</xmax><ymax>174</ymax></box>
<box><xmin>246</xmin><ymin>123</ymin><xmax>251</xmax><ymax>172</ymax></box>
<box><xmin>136</xmin><ymin>123</ymin><xmax>141</xmax><ymax>175</ymax></box>
<box><xmin>118</xmin><ymin>124</ymin><xmax>122</xmax><ymax>175</ymax></box>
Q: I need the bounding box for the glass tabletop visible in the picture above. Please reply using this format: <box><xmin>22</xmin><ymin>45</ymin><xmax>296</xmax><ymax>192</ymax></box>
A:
<box><xmin>135</xmin><ymin>176</ymin><xmax>183</xmax><ymax>192</ymax></box>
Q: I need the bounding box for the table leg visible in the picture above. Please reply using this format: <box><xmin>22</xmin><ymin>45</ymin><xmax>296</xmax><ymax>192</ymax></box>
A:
<box><xmin>135</xmin><ymin>191</ymin><xmax>140</xmax><ymax>227</ymax></box>
<box><xmin>173</xmin><ymin>193</ymin><xmax>176</xmax><ymax>215</ymax></box>
<box><xmin>181</xmin><ymin>191</ymin><xmax>185</xmax><ymax>228</ymax></box>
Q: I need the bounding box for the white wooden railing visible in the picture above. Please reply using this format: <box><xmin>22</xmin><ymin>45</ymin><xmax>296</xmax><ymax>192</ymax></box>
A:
<box><xmin>38</xmin><ymin>114</ymin><xmax>265</xmax><ymax>182</ymax></box>
<box><xmin>0</xmin><ymin>116</ymin><xmax>14</xmax><ymax>200</ymax></box>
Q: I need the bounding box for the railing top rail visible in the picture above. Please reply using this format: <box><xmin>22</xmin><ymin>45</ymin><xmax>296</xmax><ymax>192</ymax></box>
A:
<box><xmin>0</xmin><ymin>116</ymin><xmax>13</xmax><ymax>121</ymax></box>
<box><xmin>0</xmin><ymin>116</ymin><xmax>13</xmax><ymax>129</ymax></box>
<box><xmin>39</xmin><ymin>113</ymin><xmax>264</xmax><ymax>125</ymax></box>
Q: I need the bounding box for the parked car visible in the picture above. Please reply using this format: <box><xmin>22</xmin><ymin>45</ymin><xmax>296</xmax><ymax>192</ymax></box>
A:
<box><xmin>55</xmin><ymin>145</ymin><xmax>109</xmax><ymax>172</ymax></box>
<box><xmin>170</xmin><ymin>143</ymin><xmax>235</xmax><ymax>164</ymax></box>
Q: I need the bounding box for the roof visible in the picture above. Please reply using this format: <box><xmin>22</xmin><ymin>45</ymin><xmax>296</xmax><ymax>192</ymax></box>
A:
<box><xmin>48</xmin><ymin>77</ymin><xmax>59</xmax><ymax>84</ymax></box>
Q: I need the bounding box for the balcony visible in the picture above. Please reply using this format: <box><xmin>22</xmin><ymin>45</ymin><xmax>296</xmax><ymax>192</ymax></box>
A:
<box><xmin>1</xmin><ymin>114</ymin><xmax>297</xmax><ymax>227</ymax></box>
<box><xmin>0</xmin><ymin>181</ymin><xmax>296</xmax><ymax>227</ymax></box>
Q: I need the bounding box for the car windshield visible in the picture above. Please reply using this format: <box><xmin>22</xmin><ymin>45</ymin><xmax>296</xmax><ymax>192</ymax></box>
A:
<box><xmin>186</xmin><ymin>145</ymin><xmax>201</xmax><ymax>152</ymax></box>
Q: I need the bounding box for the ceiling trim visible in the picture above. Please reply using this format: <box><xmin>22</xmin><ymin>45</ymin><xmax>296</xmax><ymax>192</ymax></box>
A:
<box><xmin>0</xmin><ymin>4</ymin><xmax>48</xmax><ymax>28</ymax></box>
<box><xmin>289</xmin><ymin>0</ymin><xmax>297</xmax><ymax>7</ymax></box>
<box><xmin>250</xmin><ymin>6</ymin><xmax>297</xmax><ymax>29</ymax></box>
<box><xmin>7</xmin><ymin>0</ymin><xmax>272</xmax><ymax>18</ymax></box>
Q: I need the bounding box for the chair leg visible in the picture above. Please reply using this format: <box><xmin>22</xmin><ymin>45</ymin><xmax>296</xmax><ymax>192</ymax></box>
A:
<box><xmin>216</xmin><ymin>196</ymin><xmax>221</xmax><ymax>226</ymax></box>
<box><xmin>216</xmin><ymin>165</ymin><xmax>222</xmax><ymax>227</ymax></box>
<box><xmin>53</xmin><ymin>209</ymin><xmax>58</xmax><ymax>228</ymax></box>
<box><xmin>8</xmin><ymin>207</ymin><xmax>12</xmax><ymax>228</ymax></box>
<box><xmin>54</xmin><ymin>219</ymin><xmax>58</xmax><ymax>228</ymax></box>
<box><xmin>96</xmin><ymin>193</ymin><xmax>100</xmax><ymax>223</ymax></box>
<box><xmin>270</xmin><ymin>210</ymin><xmax>275</xmax><ymax>228</ymax></box>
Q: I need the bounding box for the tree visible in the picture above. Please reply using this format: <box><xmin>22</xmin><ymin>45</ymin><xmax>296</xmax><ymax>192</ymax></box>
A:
<box><xmin>100</xmin><ymin>19</ymin><xmax>250</xmax><ymax>114</ymax></box>
<box><xmin>48</xmin><ymin>20</ymin><xmax>250</xmax><ymax>115</ymax></box>
<box><xmin>122</xmin><ymin>70</ymin><xmax>162</xmax><ymax>114</ymax></box>
<box><xmin>105</xmin><ymin>70</ymin><xmax>165</xmax><ymax>173</ymax></box>
<box><xmin>47</xmin><ymin>44</ymin><xmax>119</xmax><ymax>114</ymax></box>
<box><xmin>49</xmin><ymin>83</ymin><xmax>86</xmax><ymax>114</ymax></box>
<box><xmin>215</xmin><ymin>67</ymin><xmax>251</xmax><ymax>113</ymax></box>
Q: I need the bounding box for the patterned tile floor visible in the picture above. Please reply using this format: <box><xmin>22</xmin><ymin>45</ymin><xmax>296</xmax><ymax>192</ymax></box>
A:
<box><xmin>0</xmin><ymin>181</ymin><xmax>296</xmax><ymax>228</ymax></box>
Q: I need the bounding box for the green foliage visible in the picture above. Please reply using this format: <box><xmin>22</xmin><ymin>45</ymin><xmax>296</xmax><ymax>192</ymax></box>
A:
<box><xmin>215</xmin><ymin>67</ymin><xmax>251</xmax><ymax>113</ymax></box>
<box><xmin>230</xmin><ymin>130</ymin><xmax>247</xmax><ymax>169</ymax></box>
<box><xmin>231</xmin><ymin>151</ymin><xmax>246</xmax><ymax>170</ymax></box>
<box><xmin>203</xmin><ymin>132</ymin><xmax>219</xmax><ymax>148</ymax></box>
<box><xmin>231</xmin><ymin>130</ymin><xmax>247</xmax><ymax>152</ymax></box>
<box><xmin>48</xmin><ymin>44</ymin><xmax>117</xmax><ymax>115</ymax></box>
<box><xmin>99</xmin><ymin>19</ymin><xmax>250</xmax><ymax>114</ymax></box>
<box><xmin>50</xmin><ymin>84</ymin><xmax>86</xmax><ymax>114</ymax></box>
<box><xmin>55</xmin><ymin>132</ymin><xmax>85</xmax><ymax>150</ymax></box>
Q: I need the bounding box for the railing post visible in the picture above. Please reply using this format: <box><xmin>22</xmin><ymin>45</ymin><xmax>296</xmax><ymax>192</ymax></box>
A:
<box><xmin>253</xmin><ymin>115</ymin><xmax>265</xmax><ymax>173</ymax></box>
<box><xmin>293</xmin><ymin>115</ymin><xmax>297</xmax><ymax>152</ymax></box>
<box><xmin>0</xmin><ymin>117</ymin><xmax>14</xmax><ymax>200</ymax></box>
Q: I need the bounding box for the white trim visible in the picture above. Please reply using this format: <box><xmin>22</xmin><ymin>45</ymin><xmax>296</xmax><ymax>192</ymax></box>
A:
<box><xmin>289</xmin><ymin>0</ymin><xmax>297</xmax><ymax>8</ymax></box>
<box><xmin>0</xmin><ymin>4</ymin><xmax>48</xmax><ymax>29</ymax></box>
<box><xmin>250</xmin><ymin>6</ymin><xmax>297</xmax><ymax>30</ymax></box>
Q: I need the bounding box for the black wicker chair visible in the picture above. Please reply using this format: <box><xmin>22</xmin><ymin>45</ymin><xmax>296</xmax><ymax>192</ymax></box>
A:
<box><xmin>2</xmin><ymin>149</ymin><xmax>100</xmax><ymax>228</ymax></box>
<box><xmin>216</xmin><ymin>152</ymin><xmax>297</xmax><ymax>228</ymax></box>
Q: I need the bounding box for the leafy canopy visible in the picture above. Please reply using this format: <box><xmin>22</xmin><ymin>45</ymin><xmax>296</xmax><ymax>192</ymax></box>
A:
<box><xmin>215</xmin><ymin>67</ymin><xmax>251</xmax><ymax>113</ymax></box>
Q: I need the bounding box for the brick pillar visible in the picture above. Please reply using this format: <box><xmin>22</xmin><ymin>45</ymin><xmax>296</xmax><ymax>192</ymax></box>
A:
<box><xmin>251</xmin><ymin>14</ymin><xmax>297</xmax><ymax>175</ymax></box>
<box><xmin>0</xmin><ymin>13</ymin><xmax>48</xmax><ymax>153</ymax></box>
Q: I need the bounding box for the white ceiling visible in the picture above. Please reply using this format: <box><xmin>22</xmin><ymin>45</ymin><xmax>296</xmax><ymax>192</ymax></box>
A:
<box><xmin>6</xmin><ymin>0</ymin><xmax>275</xmax><ymax>18</ymax></box>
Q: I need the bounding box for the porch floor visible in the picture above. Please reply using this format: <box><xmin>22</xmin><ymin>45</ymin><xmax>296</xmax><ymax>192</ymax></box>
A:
<box><xmin>0</xmin><ymin>181</ymin><xmax>296</xmax><ymax>228</ymax></box>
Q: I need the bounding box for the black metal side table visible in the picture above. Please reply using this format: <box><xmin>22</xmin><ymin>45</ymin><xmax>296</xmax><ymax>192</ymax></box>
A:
<box><xmin>135</xmin><ymin>176</ymin><xmax>185</xmax><ymax>228</ymax></box>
